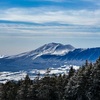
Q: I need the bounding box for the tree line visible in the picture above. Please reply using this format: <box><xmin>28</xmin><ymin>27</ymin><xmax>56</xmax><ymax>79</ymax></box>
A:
<box><xmin>0</xmin><ymin>57</ymin><xmax>100</xmax><ymax>100</ymax></box>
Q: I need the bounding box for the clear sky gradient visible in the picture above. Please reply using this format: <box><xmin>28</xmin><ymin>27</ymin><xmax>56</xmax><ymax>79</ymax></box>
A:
<box><xmin>0</xmin><ymin>0</ymin><xmax>100</xmax><ymax>55</ymax></box>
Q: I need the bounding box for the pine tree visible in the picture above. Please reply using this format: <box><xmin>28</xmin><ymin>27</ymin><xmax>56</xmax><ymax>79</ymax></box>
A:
<box><xmin>67</xmin><ymin>66</ymin><xmax>75</xmax><ymax>79</ymax></box>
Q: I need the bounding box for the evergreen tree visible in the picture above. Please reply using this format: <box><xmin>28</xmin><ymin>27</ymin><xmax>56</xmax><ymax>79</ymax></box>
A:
<box><xmin>67</xmin><ymin>66</ymin><xmax>75</xmax><ymax>79</ymax></box>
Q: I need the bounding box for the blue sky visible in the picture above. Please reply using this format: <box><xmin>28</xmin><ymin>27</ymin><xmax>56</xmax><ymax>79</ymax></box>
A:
<box><xmin>0</xmin><ymin>0</ymin><xmax>100</xmax><ymax>55</ymax></box>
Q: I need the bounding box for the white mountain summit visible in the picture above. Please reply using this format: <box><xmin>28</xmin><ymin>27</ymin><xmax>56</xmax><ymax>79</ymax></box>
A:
<box><xmin>7</xmin><ymin>42</ymin><xmax>75</xmax><ymax>59</ymax></box>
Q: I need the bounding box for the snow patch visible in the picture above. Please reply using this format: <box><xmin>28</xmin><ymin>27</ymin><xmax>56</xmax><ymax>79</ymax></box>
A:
<box><xmin>0</xmin><ymin>65</ymin><xmax>79</xmax><ymax>83</ymax></box>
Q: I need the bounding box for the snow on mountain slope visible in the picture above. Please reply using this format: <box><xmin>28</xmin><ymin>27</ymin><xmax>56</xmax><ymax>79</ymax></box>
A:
<box><xmin>0</xmin><ymin>43</ymin><xmax>100</xmax><ymax>72</ymax></box>
<box><xmin>7</xmin><ymin>42</ymin><xmax>75</xmax><ymax>59</ymax></box>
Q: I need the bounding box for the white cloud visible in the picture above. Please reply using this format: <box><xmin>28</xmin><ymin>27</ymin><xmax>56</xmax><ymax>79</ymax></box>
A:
<box><xmin>0</xmin><ymin>7</ymin><xmax>100</xmax><ymax>39</ymax></box>
<box><xmin>0</xmin><ymin>7</ymin><xmax>100</xmax><ymax>26</ymax></box>
<box><xmin>0</xmin><ymin>23</ymin><xmax>99</xmax><ymax>39</ymax></box>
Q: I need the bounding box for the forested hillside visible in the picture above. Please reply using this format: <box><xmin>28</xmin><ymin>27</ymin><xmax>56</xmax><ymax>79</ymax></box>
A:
<box><xmin>0</xmin><ymin>57</ymin><xmax>100</xmax><ymax>100</ymax></box>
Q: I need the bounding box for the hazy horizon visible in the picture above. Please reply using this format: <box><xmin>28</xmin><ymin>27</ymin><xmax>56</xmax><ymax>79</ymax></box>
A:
<box><xmin>0</xmin><ymin>0</ymin><xmax>100</xmax><ymax>55</ymax></box>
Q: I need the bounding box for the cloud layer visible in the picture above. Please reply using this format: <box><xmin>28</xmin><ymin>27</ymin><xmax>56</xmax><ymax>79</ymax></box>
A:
<box><xmin>0</xmin><ymin>7</ymin><xmax>100</xmax><ymax>39</ymax></box>
<box><xmin>0</xmin><ymin>8</ymin><xmax>100</xmax><ymax>26</ymax></box>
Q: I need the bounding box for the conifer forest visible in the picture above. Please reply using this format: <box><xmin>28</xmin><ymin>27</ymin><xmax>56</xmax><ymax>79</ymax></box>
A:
<box><xmin>0</xmin><ymin>58</ymin><xmax>100</xmax><ymax>100</ymax></box>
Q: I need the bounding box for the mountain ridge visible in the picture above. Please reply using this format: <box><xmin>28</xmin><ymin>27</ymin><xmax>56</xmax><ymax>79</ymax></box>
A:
<box><xmin>6</xmin><ymin>42</ymin><xmax>75</xmax><ymax>59</ymax></box>
<box><xmin>0</xmin><ymin>43</ymin><xmax>100</xmax><ymax>71</ymax></box>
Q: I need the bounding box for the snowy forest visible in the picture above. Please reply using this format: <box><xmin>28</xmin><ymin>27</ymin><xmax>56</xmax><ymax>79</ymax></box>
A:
<box><xmin>0</xmin><ymin>57</ymin><xmax>100</xmax><ymax>100</ymax></box>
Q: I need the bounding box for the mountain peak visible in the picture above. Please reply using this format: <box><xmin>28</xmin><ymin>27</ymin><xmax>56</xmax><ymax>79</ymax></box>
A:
<box><xmin>46</xmin><ymin>42</ymin><xmax>60</xmax><ymax>45</ymax></box>
<box><xmin>7</xmin><ymin>43</ymin><xmax>75</xmax><ymax>59</ymax></box>
<box><xmin>1</xmin><ymin>43</ymin><xmax>100</xmax><ymax>72</ymax></box>
<box><xmin>44</xmin><ymin>42</ymin><xmax>75</xmax><ymax>49</ymax></box>
<box><xmin>37</xmin><ymin>42</ymin><xmax>75</xmax><ymax>55</ymax></box>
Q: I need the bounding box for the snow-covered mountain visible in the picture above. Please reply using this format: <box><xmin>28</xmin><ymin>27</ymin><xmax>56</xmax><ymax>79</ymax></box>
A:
<box><xmin>0</xmin><ymin>42</ymin><xmax>100</xmax><ymax>83</ymax></box>
<box><xmin>0</xmin><ymin>43</ymin><xmax>100</xmax><ymax>72</ymax></box>
<box><xmin>0</xmin><ymin>43</ymin><xmax>75</xmax><ymax>71</ymax></box>
<box><xmin>7</xmin><ymin>42</ymin><xmax>75</xmax><ymax>59</ymax></box>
